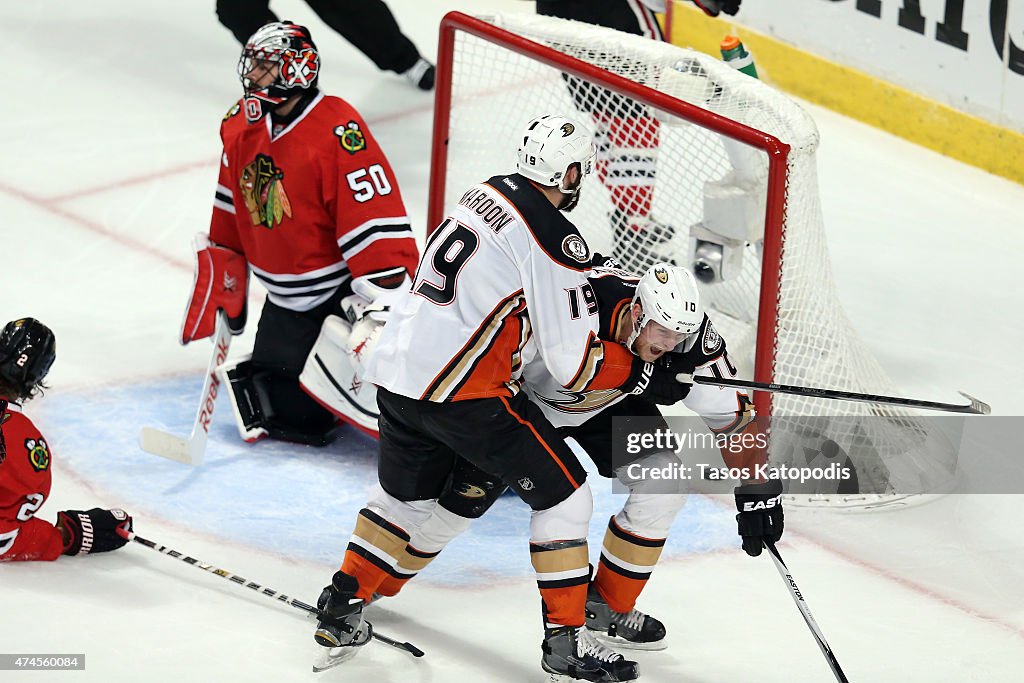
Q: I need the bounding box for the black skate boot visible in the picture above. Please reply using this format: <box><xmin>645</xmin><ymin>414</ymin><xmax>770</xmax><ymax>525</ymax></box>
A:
<box><xmin>541</xmin><ymin>625</ymin><xmax>639</xmax><ymax>682</ymax></box>
<box><xmin>312</xmin><ymin>571</ymin><xmax>372</xmax><ymax>672</ymax></box>
<box><xmin>585</xmin><ymin>584</ymin><xmax>667</xmax><ymax>651</ymax></box>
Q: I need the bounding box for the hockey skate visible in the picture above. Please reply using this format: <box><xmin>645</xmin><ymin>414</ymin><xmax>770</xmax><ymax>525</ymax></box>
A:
<box><xmin>312</xmin><ymin>571</ymin><xmax>372</xmax><ymax>673</ymax></box>
<box><xmin>541</xmin><ymin>625</ymin><xmax>639</xmax><ymax>682</ymax></box>
<box><xmin>585</xmin><ymin>584</ymin><xmax>667</xmax><ymax>651</ymax></box>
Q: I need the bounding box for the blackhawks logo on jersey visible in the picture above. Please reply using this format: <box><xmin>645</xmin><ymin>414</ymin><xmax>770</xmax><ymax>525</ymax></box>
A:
<box><xmin>334</xmin><ymin>121</ymin><xmax>366</xmax><ymax>155</ymax></box>
<box><xmin>223</xmin><ymin>102</ymin><xmax>241</xmax><ymax>121</ymax></box>
<box><xmin>239</xmin><ymin>153</ymin><xmax>292</xmax><ymax>229</ymax></box>
<box><xmin>24</xmin><ymin>437</ymin><xmax>50</xmax><ymax>472</ymax></box>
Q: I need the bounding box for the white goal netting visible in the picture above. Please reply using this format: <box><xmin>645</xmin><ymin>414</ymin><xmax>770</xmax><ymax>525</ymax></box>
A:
<box><xmin>435</xmin><ymin>13</ymin><xmax>957</xmax><ymax>506</ymax></box>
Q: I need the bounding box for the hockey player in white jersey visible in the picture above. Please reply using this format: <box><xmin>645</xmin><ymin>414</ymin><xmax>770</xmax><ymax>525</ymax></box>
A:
<box><xmin>312</xmin><ymin>115</ymin><xmax>692</xmax><ymax>681</ymax></box>
<box><xmin>367</xmin><ymin>261</ymin><xmax>784</xmax><ymax>652</ymax></box>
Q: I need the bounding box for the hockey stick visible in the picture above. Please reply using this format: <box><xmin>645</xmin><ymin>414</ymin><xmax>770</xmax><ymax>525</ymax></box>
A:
<box><xmin>692</xmin><ymin>376</ymin><xmax>990</xmax><ymax>415</ymax></box>
<box><xmin>138</xmin><ymin>311</ymin><xmax>232</xmax><ymax>465</ymax></box>
<box><xmin>764</xmin><ymin>543</ymin><xmax>849</xmax><ymax>682</ymax></box>
<box><xmin>122</xmin><ymin>532</ymin><xmax>424</xmax><ymax>658</ymax></box>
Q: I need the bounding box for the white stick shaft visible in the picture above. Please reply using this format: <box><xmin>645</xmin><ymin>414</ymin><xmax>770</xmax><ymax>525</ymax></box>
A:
<box><xmin>765</xmin><ymin>543</ymin><xmax>850</xmax><ymax>682</ymax></box>
<box><xmin>138</xmin><ymin>312</ymin><xmax>232</xmax><ymax>466</ymax></box>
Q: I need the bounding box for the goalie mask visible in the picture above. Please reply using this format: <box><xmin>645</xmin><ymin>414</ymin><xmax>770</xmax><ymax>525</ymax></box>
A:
<box><xmin>238</xmin><ymin>21</ymin><xmax>320</xmax><ymax>124</ymax></box>
<box><xmin>517</xmin><ymin>115</ymin><xmax>596</xmax><ymax>212</ymax></box>
<box><xmin>0</xmin><ymin>318</ymin><xmax>56</xmax><ymax>400</ymax></box>
<box><xmin>627</xmin><ymin>264</ymin><xmax>704</xmax><ymax>356</ymax></box>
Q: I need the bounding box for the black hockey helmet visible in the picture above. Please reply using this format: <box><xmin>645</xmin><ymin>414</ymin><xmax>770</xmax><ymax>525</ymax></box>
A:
<box><xmin>238</xmin><ymin>21</ymin><xmax>320</xmax><ymax>123</ymax></box>
<box><xmin>0</xmin><ymin>318</ymin><xmax>56</xmax><ymax>400</ymax></box>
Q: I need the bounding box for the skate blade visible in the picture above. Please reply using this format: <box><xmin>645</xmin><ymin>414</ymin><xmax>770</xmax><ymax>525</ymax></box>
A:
<box><xmin>312</xmin><ymin>646</ymin><xmax>359</xmax><ymax>673</ymax></box>
<box><xmin>545</xmin><ymin>671</ymin><xmax>638</xmax><ymax>683</ymax></box>
<box><xmin>591</xmin><ymin>630</ymin><xmax>667</xmax><ymax>652</ymax></box>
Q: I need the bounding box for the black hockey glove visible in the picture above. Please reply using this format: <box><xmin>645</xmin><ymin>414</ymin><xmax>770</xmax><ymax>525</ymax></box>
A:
<box><xmin>734</xmin><ymin>480</ymin><xmax>783</xmax><ymax>557</ymax></box>
<box><xmin>692</xmin><ymin>0</ymin><xmax>741</xmax><ymax>17</ymax></box>
<box><xmin>622</xmin><ymin>354</ymin><xmax>693</xmax><ymax>405</ymax></box>
<box><xmin>58</xmin><ymin>508</ymin><xmax>133</xmax><ymax>556</ymax></box>
<box><xmin>590</xmin><ymin>252</ymin><xmax>623</xmax><ymax>269</ymax></box>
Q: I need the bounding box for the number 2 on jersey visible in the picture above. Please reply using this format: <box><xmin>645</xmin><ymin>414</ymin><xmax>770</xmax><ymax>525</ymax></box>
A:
<box><xmin>414</xmin><ymin>219</ymin><xmax>479</xmax><ymax>305</ymax></box>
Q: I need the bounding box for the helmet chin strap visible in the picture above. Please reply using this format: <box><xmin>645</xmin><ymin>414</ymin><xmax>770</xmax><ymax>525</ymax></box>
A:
<box><xmin>625</xmin><ymin>305</ymin><xmax>645</xmax><ymax>352</ymax></box>
<box><xmin>243</xmin><ymin>88</ymin><xmax>289</xmax><ymax>123</ymax></box>
<box><xmin>557</xmin><ymin>166</ymin><xmax>583</xmax><ymax>212</ymax></box>
<box><xmin>558</xmin><ymin>187</ymin><xmax>582</xmax><ymax>212</ymax></box>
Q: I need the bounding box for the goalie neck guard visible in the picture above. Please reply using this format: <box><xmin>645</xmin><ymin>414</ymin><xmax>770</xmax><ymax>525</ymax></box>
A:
<box><xmin>238</xmin><ymin>21</ymin><xmax>320</xmax><ymax>124</ymax></box>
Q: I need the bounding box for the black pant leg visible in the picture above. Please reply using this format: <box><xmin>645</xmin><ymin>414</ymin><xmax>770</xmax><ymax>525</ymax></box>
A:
<box><xmin>216</xmin><ymin>0</ymin><xmax>278</xmax><ymax>44</ymax></box>
<box><xmin>376</xmin><ymin>388</ymin><xmax>460</xmax><ymax>501</ymax></box>
<box><xmin>304</xmin><ymin>0</ymin><xmax>421</xmax><ymax>74</ymax></box>
<box><xmin>250</xmin><ymin>295</ymin><xmax>341</xmax><ymax>435</ymax></box>
<box><xmin>564</xmin><ymin>396</ymin><xmax>666</xmax><ymax>477</ymax></box>
<box><xmin>536</xmin><ymin>0</ymin><xmax>644</xmax><ymax>35</ymax></box>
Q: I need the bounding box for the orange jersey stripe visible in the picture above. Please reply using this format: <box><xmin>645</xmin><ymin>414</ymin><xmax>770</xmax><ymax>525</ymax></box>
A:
<box><xmin>498</xmin><ymin>395</ymin><xmax>580</xmax><ymax>489</ymax></box>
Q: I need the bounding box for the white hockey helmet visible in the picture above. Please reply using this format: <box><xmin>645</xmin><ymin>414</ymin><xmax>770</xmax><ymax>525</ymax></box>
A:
<box><xmin>516</xmin><ymin>115</ymin><xmax>596</xmax><ymax>194</ymax></box>
<box><xmin>627</xmin><ymin>263</ymin><xmax>704</xmax><ymax>351</ymax></box>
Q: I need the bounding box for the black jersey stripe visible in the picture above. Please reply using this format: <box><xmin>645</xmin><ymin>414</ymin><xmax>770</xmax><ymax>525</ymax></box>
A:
<box><xmin>486</xmin><ymin>174</ymin><xmax>590</xmax><ymax>272</ymax></box>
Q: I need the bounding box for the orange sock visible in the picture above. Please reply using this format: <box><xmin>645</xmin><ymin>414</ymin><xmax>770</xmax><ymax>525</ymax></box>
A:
<box><xmin>531</xmin><ymin>539</ymin><xmax>591</xmax><ymax>627</ymax></box>
<box><xmin>594</xmin><ymin>516</ymin><xmax>665</xmax><ymax>614</ymax></box>
<box><xmin>340</xmin><ymin>508</ymin><xmax>411</xmax><ymax>601</ymax></box>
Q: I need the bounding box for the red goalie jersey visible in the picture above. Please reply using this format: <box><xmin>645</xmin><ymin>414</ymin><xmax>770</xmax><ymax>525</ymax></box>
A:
<box><xmin>209</xmin><ymin>93</ymin><xmax>419</xmax><ymax>312</ymax></box>
<box><xmin>0</xmin><ymin>403</ymin><xmax>63</xmax><ymax>562</ymax></box>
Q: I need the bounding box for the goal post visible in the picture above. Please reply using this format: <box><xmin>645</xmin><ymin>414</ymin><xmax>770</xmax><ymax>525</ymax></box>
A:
<box><xmin>428</xmin><ymin>11</ymin><xmax>959</xmax><ymax>507</ymax></box>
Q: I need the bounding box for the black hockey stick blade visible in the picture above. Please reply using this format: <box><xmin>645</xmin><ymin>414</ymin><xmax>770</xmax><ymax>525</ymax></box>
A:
<box><xmin>370</xmin><ymin>631</ymin><xmax>425</xmax><ymax>657</ymax></box>
<box><xmin>765</xmin><ymin>543</ymin><xmax>850</xmax><ymax>682</ymax></box>
<box><xmin>692</xmin><ymin>376</ymin><xmax>990</xmax><ymax>415</ymax></box>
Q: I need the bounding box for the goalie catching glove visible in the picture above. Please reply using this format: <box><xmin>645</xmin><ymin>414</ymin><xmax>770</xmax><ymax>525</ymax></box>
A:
<box><xmin>57</xmin><ymin>508</ymin><xmax>133</xmax><ymax>556</ymax></box>
<box><xmin>346</xmin><ymin>267</ymin><xmax>410</xmax><ymax>324</ymax></box>
<box><xmin>734</xmin><ymin>479</ymin><xmax>784</xmax><ymax>557</ymax></box>
<box><xmin>180</xmin><ymin>233</ymin><xmax>248</xmax><ymax>344</ymax></box>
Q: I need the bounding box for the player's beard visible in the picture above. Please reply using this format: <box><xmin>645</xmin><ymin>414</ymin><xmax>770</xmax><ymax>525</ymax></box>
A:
<box><xmin>559</xmin><ymin>188</ymin><xmax>582</xmax><ymax>212</ymax></box>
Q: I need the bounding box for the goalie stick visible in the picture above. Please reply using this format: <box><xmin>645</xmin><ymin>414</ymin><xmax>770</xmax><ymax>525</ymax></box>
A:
<box><xmin>138</xmin><ymin>311</ymin><xmax>232</xmax><ymax>465</ymax></box>
<box><xmin>764</xmin><ymin>543</ymin><xmax>850</xmax><ymax>682</ymax></box>
<box><xmin>691</xmin><ymin>376</ymin><xmax>990</xmax><ymax>415</ymax></box>
<box><xmin>122</xmin><ymin>531</ymin><xmax>424</xmax><ymax>658</ymax></box>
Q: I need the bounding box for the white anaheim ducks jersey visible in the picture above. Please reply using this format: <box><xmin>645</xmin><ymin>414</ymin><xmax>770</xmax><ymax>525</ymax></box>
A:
<box><xmin>364</xmin><ymin>173</ymin><xmax>637</xmax><ymax>402</ymax></box>
<box><xmin>524</xmin><ymin>266</ymin><xmax>753</xmax><ymax>431</ymax></box>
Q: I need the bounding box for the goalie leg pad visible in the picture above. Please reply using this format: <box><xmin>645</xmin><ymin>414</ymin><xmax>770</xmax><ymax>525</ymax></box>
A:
<box><xmin>299</xmin><ymin>315</ymin><xmax>380</xmax><ymax>437</ymax></box>
<box><xmin>216</xmin><ymin>354</ymin><xmax>271</xmax><ymax>443</ymax></box>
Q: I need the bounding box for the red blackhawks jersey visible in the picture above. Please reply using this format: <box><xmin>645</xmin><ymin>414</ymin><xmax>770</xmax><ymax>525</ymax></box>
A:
<box><xmin>0</xmin><ymin>402</ymin><xmax>63</xmax><ymax>562</ymax></box>
<box><xmin>366</xmin><ymin>173</ymin><xmax>637</xmax><ymax>402</ymax></box>
<box><xmin>524</xmin><ymin>266</ymin><xmax>753</xmax><ymax>431</ymax></box>
<box><xmin>209</xmin><ymin>92</ymin><xmax>419</xmax><ymax>311</ymax></box>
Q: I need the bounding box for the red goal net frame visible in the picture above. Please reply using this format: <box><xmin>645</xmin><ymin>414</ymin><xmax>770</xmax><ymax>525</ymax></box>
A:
<box><xmin>427</xmin><ymin>12</ymin><xmax>789</xmax><ymax>416</ymax></box>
